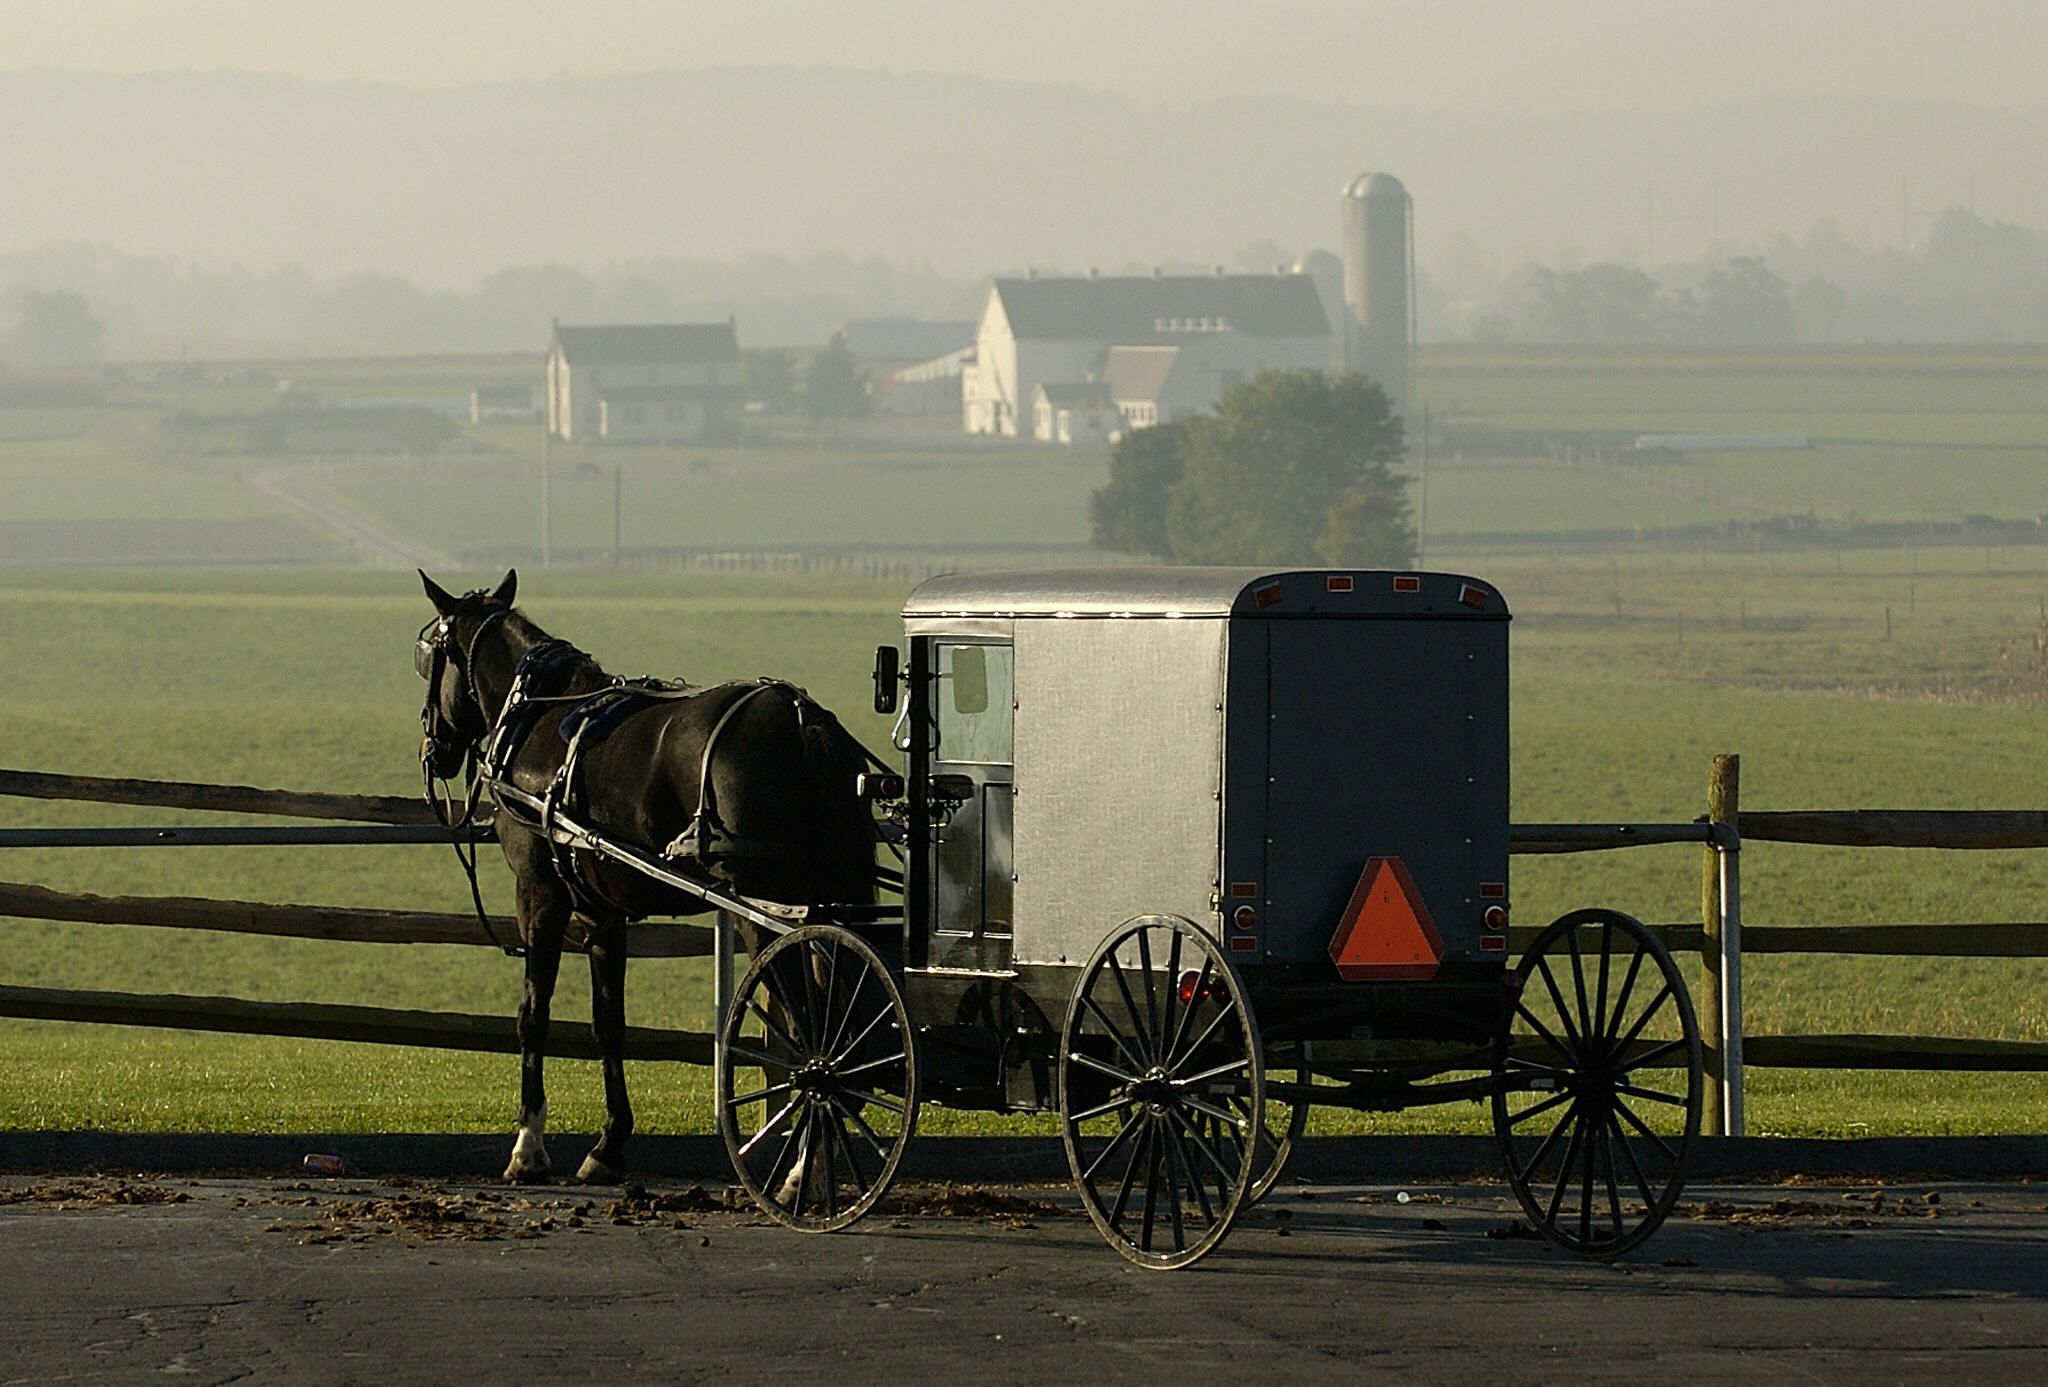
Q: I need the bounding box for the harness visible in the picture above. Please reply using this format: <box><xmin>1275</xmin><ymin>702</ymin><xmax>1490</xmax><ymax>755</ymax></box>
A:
<box><xmin>420</xmin><ymin>603</ymin><xmax>893</xmax><ymax>952</ymax></box>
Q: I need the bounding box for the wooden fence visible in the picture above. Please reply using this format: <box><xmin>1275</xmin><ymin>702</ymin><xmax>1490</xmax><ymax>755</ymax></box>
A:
<box><xmin>2</xmin><ymin>758</ymin><xmax>2046</xmax><ymax>1139</ymax></box>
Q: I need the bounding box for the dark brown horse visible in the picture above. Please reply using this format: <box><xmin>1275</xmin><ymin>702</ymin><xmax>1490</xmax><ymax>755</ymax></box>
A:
<box><xmin>415</xmin><ymin>570</ymin><xmax>878</xmax><ymax>1183</ymax></box>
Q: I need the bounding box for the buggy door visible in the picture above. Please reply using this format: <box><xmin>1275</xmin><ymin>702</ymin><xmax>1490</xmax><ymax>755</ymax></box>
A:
<box><xmin>926</xmin><ymin>639</ymin><xmax>1015</xmax><ymax>970</ymax></box>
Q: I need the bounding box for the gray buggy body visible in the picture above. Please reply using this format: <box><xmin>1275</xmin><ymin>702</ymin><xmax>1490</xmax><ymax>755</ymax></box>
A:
<box><xmin>899</xmin><ymin>568</ymin><xmax>1513</xmax><ymax>1100</ymax></box>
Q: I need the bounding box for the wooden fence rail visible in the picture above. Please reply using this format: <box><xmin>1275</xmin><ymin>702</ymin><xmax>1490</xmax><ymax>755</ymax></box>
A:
<box><xmin>0</xmin><ymin>983</ymin><xmax>712</xmax><ymax>1064</ymax></box>
<box><xmin>0</xmin><ymin>880</ymin><xmax>711</xmax><ymax>957</ymax></box>
<box><xmin>0</xmin><ymin>768</ymin><xmax>439</xmax><ymax>826</ymax></box>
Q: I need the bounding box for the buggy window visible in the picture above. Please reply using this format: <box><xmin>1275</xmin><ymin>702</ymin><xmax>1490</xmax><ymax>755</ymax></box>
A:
<box><xmin>936</xmin><ymin>643</ymin><xmax>1014</xmax><ymax>765</ymax></box>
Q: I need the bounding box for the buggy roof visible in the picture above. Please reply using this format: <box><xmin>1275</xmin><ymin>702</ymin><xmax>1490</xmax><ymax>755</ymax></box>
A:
<box><xmin>902</xmin><ymin>569</ymin><xmax>1509</xmax><ymax>620</ymax></box>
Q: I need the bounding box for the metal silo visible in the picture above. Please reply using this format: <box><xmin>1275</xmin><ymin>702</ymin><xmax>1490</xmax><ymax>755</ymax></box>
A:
<box><xmin>1341</xmin><ymin>171</ymin><xmax>1412</xmax><ymax>415</ymax></box>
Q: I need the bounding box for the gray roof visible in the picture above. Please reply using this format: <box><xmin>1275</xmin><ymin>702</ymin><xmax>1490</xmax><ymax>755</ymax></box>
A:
<box><xmin>1098</xmin><ymin>345</ymin><xmax>1180</xmax><ymax>404</ymax></box>
<box><xmin>842</xmin><ymin>319</ymin><xmax>976</xmax><ymax>361</ymax></box>
<box><xmin>552</xmin><ymin>322</ymin><xmax>741</xmax><ymax>364</ymax></box>
<box><xmin>1035</xmin><ymin>381</ymin><xmax>1116</xmax><ymax>409</ymax></box>
<box><xmin>903</xmin><ymin>568</ymin><xmax>1508</xmax><ymax>620</ymax></box>
<box><xmin>991</xmin><ymin>275</ymin><xmax>1330</xmax><ymax>341</ymax></box>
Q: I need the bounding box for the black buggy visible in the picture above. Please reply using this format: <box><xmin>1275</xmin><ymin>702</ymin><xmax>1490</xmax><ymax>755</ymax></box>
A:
<box><xmin>713</xmin><ymin>569</ymin><xmax>1704</xmax><ymax>1268</ymax></box>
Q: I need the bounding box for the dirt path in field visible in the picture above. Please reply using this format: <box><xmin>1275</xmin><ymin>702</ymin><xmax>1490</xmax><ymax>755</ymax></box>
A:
<box><xmin>242</xmin><ymin>461</ymin><xmax>451</xmax><ymax>571</ymax></box>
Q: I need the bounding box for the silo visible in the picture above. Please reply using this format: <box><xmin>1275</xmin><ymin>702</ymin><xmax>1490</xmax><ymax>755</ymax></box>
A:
<box><xmin>1341</xmin><ymin>171</ymin><xmax>1411</xmax><ymax>414</ymax></box>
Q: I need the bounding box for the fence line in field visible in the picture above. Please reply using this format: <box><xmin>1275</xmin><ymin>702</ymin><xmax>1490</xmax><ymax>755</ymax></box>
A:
<box><xmin>4</xmin><ymin>762</ymin><xmax>2047</xmax><ymax>1139</ymax></box>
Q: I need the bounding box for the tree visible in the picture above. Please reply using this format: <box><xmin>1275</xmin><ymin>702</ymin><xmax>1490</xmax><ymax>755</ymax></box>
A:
<box><xmin>1792</xmin><ymin>276</ymin><xmax>1846</xmax><ymax>343</ymax></box>
<box><xmin>7</xmin><ymin>289</ymin><xmax>104</xmax><ymax>366</ymax></box>
<box><xmin>1694</xmin><ymin>257</ymin><xmax>1795</xmax><ymax>345</ymax></box>
<box><xmin>802</xmin><ymin>331</ymin><xmax>870</xmax><ymax>423</ymax></box>
<box><xmin>744</xmin><ymin>348</ymin><xmax>800</xmax><ymax>413</ymax></box>
<box><xmin>1090</xmin><ymin>369</ymin><xmax>1413</xmax><ymax>568</ymax></box>
<box><xmin>1089</xmin><ymin>419</ymin><xmax>1188</xmax><ymax>559</ymax></box>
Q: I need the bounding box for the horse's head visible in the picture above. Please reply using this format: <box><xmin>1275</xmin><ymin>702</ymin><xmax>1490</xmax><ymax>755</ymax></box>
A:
<box><xmin>415</xmin><ymin>568</ymin><xmax>518</xmax><ymax>781</ymax></box>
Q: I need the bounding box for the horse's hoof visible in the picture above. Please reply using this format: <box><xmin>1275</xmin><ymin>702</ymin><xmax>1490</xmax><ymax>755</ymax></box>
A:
<box><xmin>503</xmin><ymin>1156</ymin><xmax>553</xmax><ymax>1185</ymax></box>
<box><xmin>574</xmin><ymin>1154</ymin><xmax>622</xmax><ymax>1185</ymax></box>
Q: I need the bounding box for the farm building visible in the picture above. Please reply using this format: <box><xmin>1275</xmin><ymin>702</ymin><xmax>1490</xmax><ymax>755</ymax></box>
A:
<box><xmin>1030</xmin><ymin>380</ymin><xmax>1117</xmax><ymax>445</ymax></box>
<box><xmin>961</xmin><ymin>273</ymin><xmax>1333</xmax><ymax>437</ymax></box>
<box><xmin>843</xmin><ymin>319</ymin><xmax>976</xmax><ymax>415</ymax></box>
<box><xmin>545</xmin><ymin>320</ymin><xmax>744</xmax><ymax>444</ymax></box>
<box><xmin>470</xmin><ymin>384</ymin><xmax>537</xmax><ymax>424</ymax></box>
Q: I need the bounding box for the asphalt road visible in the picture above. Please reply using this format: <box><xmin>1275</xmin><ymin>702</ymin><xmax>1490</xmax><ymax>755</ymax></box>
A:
<box><xmin>4</xmin><ymin>1172</ymin><xmax>2046</xmax><ymax>1385</ymax></box>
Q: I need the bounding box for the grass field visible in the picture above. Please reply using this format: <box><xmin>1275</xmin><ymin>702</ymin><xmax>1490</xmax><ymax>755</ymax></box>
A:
<box><xmin>1</xmin><ymin>344</ymin><xmax>2045</xmax><ymax>1141</ymax></box>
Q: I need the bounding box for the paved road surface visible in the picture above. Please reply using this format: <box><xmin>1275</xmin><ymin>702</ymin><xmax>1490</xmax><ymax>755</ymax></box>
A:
<box><xmin>4</xmin><ymin>1173</ymin><xmax>2045</xmax><ymax>1384</ymax></box>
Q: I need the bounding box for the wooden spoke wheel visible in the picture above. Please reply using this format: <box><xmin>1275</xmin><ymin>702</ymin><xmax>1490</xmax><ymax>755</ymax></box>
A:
<box><xmin>719</xmin><ymin>925</ymin><xmax>919</xmax><ymax>1232</ymax></box>
<box><xmin>1492</xmin><ymin>908</ymin><xmax>1703</xmax><ymax>1259</ymax></box>
<box><xmin>1242</xmin><ymin>1050</ymin><xmax>1314</xmax><ymax>1204</ymax></box>
<box><xmin>1059</xmin><ymin>915</ymin><xmax>1263</xmax><ymax>1269</ymax></box>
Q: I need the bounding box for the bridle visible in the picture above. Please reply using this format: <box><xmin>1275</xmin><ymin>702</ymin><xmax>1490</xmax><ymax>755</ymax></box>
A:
<box><xmin>415</xmin><ymin>600</ymin><xmax>517</xmax><ymax>953</ymax></box>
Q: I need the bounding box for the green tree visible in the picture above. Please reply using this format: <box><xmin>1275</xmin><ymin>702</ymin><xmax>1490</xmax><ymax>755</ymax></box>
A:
<box><xmin>1088</xmin><ymin>418</ymin><xmax>1188</xmax><ymax>560</ymax></box>
<box><xmin>1090</xmin><ymin>369</ymin><xmax>1413</xmax><ymax>567</ymax></box>
<box><xmin>744</xmin><ymin>347</ymin><xmax>800</xmax><ymax>413</ymax></box>
<box><xmin>802</xmin><ymin>331</ymin><xmax>871</xmax><ymax>422</ymax></box>
<box><xmin>1695</xmin><ymin>257</ymin><xmax>1795</xmax><ymax>345</ymax></box>
<box><xmin>7</xmin><ymin>289</ymin><xmax>105</xmax><ymax>366</ymax></box>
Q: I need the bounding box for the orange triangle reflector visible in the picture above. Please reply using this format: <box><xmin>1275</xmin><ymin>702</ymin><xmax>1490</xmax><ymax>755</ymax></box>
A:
<box><xmin>1329</xmin><ymin>856</ymin><xmax>1445</xmax><ymax>981</ymax></box>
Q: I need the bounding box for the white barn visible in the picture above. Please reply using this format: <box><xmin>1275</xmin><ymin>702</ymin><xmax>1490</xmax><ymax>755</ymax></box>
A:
<box><xmin>961</xmin><ymin>274</ymin><xmax>1333</xmax><ymax>437</ymax></box>
<box><xmin>546</xmin><ymin>321</ymin><xmax>745</xmax><ymax>444</ymax></box>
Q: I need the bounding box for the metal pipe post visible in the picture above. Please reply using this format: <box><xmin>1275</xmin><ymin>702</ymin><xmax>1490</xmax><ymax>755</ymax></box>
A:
<box><xmin>712</xmin><ymin>909</ymin><xmax>735</xmax><ymax>1128</ymax></box>
<box><xmin>1716</xmin><ymin>832</ymin><xmax>1745</xmax><ymax>1136</ymax></box>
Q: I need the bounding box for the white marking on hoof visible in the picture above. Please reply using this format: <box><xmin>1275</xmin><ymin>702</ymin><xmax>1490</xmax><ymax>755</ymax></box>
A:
<box><xmin>504</xmin><ymin>1104</ymin><xmax>551</xmax><ymax>1184</ymax></box>
<box><xmin>574</xmin><ymin>1153</ymin><xmax>621</xmax><ymax>1185</ymax></box>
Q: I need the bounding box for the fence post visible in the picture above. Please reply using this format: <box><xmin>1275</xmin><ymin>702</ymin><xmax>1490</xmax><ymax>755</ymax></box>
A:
<box><xmin>1701</xmin><ymin>754</ymin><xmax>1739</xmax><ymax>1135</ymax></box>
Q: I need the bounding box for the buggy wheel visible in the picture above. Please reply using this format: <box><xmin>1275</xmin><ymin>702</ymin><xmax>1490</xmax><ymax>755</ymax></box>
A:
<box><xmin>1493</xmin><ymin>908</ymin><xmax>1702</xmax><ymax>1259</ymax></box>
<box><xmin>1059</xmin><ymin>914</ymin><xmax>1263</xmax><ymax>1269</ymax></box>
<box><xmin>1243</xmin><ymin>1050</ymin><xmax>1313</xmax><ymax>1203</ymax></box>
<box><xmin>719</xmin><ymin>925</ymin><xmax>919</xmax><ymax>1232</ymax></box>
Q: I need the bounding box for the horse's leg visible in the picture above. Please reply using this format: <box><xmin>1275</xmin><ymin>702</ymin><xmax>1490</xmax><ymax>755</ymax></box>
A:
<box><xmin>505</xmin><ymin>883</ymin><xmax>569</xmax><ymax>1184</ymax></box>
<box><xmin>575</xmin><ymin>916</ymin><xmax>633</xmax><ymax>1184</ymax></box>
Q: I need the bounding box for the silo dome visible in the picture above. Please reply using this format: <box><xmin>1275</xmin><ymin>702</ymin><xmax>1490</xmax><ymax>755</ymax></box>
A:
<box><xmin>1344</xmin><ymin>171</ymin><xmax>1407</xmax><ymax>200</ymax></box>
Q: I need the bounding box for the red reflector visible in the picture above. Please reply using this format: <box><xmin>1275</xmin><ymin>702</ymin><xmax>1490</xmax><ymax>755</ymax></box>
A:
<box><xmin>1459</xmin><ymin>583</ymin><xmax>1489</xmax><ymax>609</ymax></box>
<box><xmin>1393</xmin><ymin>575</ymin><xmax>1422</xmax><ymax>593</ymax></box>
<box><xmin>1232</xmin><ymin>905</ymin><xmax>1258</xmax><ymax>931</ymax></box>
<box><xmin>1253</xmin><ymin>582</ymin><xmax>1283</xmax><ymax>607</ymax></box>
<box><xmin>1325</xmin><ymin>575</ymin><xmax>1354</xmax><ymax>593</ymax></box>
<box><xmin>1480</xmin><ymin>881</ymin><xmax>1507</xmax><ymax>899</ymax></box>
<box><xmin>1484</xmin><ymin>905</ymin><xmax>1509</xmax><ymax>930</ymax></box>
<box><xmin>1480</xmin><ymin>935</ymin><xmax>1509</xmax><ymax>953</ymax></box>
<box><xmin>1229</xmin><ymin>937</ymin><xmax>1258</xmax><ymax>953</ymax></box>
<box><xmin>1229</xmin><ymin>881</ymin><xmax>1258</xmax><ymax>899</ymax></box>
<box><xmin>1177</xmin><ymin>970</ymin><xmax>1219</xmax><ymax>1004</ymax></box>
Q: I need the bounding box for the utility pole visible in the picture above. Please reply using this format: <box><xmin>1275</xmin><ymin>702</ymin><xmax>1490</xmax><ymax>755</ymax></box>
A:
<box><xmin>540</xmin><ymin>423</ymin><xmax>553</xmax><ymax>568</ymax></box>
<box><xmin>1418</xmin><ymin>401</ymin><xmax>1430</xmax><ymax>569</ymax></box>
<box><xmin>612</xmin><ymin>465</ymin><xmax>622</xmax><ymax>566</ymax></box>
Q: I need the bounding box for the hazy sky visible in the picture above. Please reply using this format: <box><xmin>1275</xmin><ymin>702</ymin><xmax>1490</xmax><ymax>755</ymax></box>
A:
<box><xmin>11</xmin><ymin>0</ymin><xmax>2047</xmax><ymax>113</ymax></box>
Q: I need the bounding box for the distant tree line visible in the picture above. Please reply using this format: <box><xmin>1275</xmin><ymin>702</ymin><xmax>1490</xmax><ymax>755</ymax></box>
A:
<box><xmin>1461</xmin><ymin>209</ymin><xmax>2048</xmax><ymax>346</ymax></box>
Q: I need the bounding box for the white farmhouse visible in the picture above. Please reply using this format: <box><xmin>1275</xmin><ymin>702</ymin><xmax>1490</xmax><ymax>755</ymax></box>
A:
<box><xmin>1030</xmin><ymin>381</ymin><xmax>1118</xmax><ymax>445</ymax></box>
<box><xmin>546</xmin><ymin>321</ymin><xmax>744</xmax><ymax>444</ymax></box>
<box><xmin>962</xmin><ymin>274</ymin><xmax>1332</xmax><ymax>437</ymax></box>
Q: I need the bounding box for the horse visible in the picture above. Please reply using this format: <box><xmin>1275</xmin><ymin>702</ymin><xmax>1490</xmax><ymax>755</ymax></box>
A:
<box><xmin>414</xmin><ymin>570</ymin><xmax>880</xmax><ymax>1184</ymax></box>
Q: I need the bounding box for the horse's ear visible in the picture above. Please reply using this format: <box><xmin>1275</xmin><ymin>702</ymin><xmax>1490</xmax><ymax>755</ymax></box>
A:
<box><xmin>420</xmin><ymin>570</ymin><xmax>458</xmax><ymax>615</ymax></box>
<box><xmin>490</xmin><ymin>569</ymin><xmax>517</xmax><ymax>608</ymax></box>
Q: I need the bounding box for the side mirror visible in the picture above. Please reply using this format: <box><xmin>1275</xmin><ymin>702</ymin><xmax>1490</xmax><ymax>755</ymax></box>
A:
<box><xmin>872</xmin><ymin>645</ymin><xmax>900</xmax><ymax>715</ymax></box>
<box><xmin>950</xmin><ymin>644</ymin><xmax>989</xmax><ymax>715</ymax></box>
